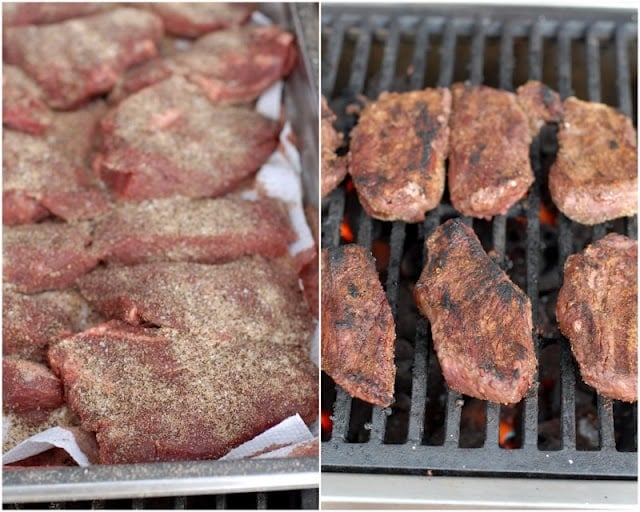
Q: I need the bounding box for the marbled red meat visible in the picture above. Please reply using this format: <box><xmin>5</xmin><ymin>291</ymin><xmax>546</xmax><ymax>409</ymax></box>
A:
<box><xmin>3</xmin><ymin>357</ymin><xmax>64</xmax><ymax>425</ymax></box>
<box><xmin>95</xmin><ymin>76</ymin><xmax>280</xmax><ymax>201</ymax></box>
<box><xmin>77</xmin><ymin>257</ymin><xmax>313</xmax><ymax>348</ymax></box>
<box><xmin>3</xmin><ymin>64</ymin><xmax>52</xmax><ymax>135</ymax></box>
<box><xmin>2</xmin><ymin>2</ymin><xmax>114</xmax><ymax>27</ymax></box>
<box><xmin>109</xmin><ymin>24</ymin><xmax>296</xmax><ymax>105</ymax></box>
<box><xmin>4</xmin><ymin>8</ymin><xmax>163</xmax><ymax>109</ymax></box>
<box><xmin>92</xmin><ymin>196</ymin><xmax>295</xmax><ymax>265</ymax></box>
<box><xmin>3</xmin><ymin>130</ymin><xmax>111</xmax><ymax>225</ymax></box>
<box><xmin>3</xmin><ymin>222</ymin><xmax>99</xmax><ymax>293</ymax></box>
<box><xmin>48</xmin><ymin>320</ymin><xmax>318</xmax><ymax>463</ymax></box>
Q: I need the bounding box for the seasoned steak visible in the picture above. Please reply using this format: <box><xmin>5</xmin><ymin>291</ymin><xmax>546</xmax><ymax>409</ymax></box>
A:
<box><xmin>348</xmin><ymin>88</ymin><xmax>451</xmax><ymax>223</ymax></box>
<box><xmin>140</xmin><ymin>2</ymin><xmax>254</xmax><ymax>37</ymax></box>
<box><xmin>3</xmin><ymin>357</ymin><xmax>64</xmax><ymax>425</ymax></box>
<box><xmin>556</xmin><ymin>233</ymin><xmax>637</xmax><ymax>402</ymax></box>
<box><xmin>3</xmin><ymin>222</ymin><xmax>99</xmax><ymax>293</ymax></box>
<box><xmin>2</xmin><ymin>2</ymin><xmax>114</xmax><ymax>27</ymax></box>
<box><xmin>95</xmin><ymin>76</ymin><xmax>280</xmax><ymax>201</ymax></box>
<box><xmin>3</xmin><ymin>64</ymin><xmax>52</xmax><ymax>135</ymax></box>
<box><xmin>3</xmin><ymin>290</ymin><xmax>81</xmax><ymax>363</ymax></box>
<box><xmin>516</xmin><ymin>80</ymin><xmax>563</xmax><ymax>136</ymax></box>
<box><xmin>109</xmin><ymin>25</ymin><xmax>296</xmax><ymax>105</ymax></box>
<box><xmin>92</xmin><ymin>196</ymin><xmax>295</xmax><ymax>265</ymax></box>
<box><xmin>414</xmin><ymin>219</ymin><xmax>537</xmax><ymax>404</ymax></box>
<box><xmin>449</xmin><ymin>83</ymin><xmax>534</xmax><ymax>219</ymax></box>
<box><xmin>48</xmin><ymin>320</ymin><xmax>318</xmax><ymax>463</ymax></box>
<box><xmin>549</xmin><ymin>97</ymin><xmax>637</xmax><ymax>225</ymax></box>
<box><xmin>77</xmin><ymin>257</ymin><xmax>313</xmax><ymax>348</ymax></box>
<box><xmin>321</xmin><ymin>96</ymin><xmax>347</xmax><ymax>198</ymax></box>
<box><xmin>4</xmin><ymin>8</ymin><xmax>163</xmax><ymax>109</ymax></box>
<box><xmin>321</xmin><ymin>245</ymin><xmax>396</xmax><ymax>407</ymax></box>
<box><xmin>3</xmin><ymin>130</ymin><xmax>111</xmax><ymax>225</ymax></box>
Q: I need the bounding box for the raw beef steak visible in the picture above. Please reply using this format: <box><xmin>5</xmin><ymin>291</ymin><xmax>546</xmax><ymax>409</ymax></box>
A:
<box><xmin>348</xmin><ymin>88</ymin><xmax>451</xmax><ymax>223</ymax></box>
<box><xmin>77</xmin><ymin>258</ymin><xmax>313</xmax><ymax>348</ymax></box>
<box><xmin>556</xmin><ymin>233</ymin><xmax>637</xmax><ymax>402</ymax></box>
<box><xmin>95</xmin><ymin>76</ymin><xmax>280</xmax><ymax>201</ymax></box>
<box><xmin>3</xmin><ymin>64</ymin><xmax>52</xmax><ymax>135</ymax></box>
<box><xmin>3</xmin><ymin>130</ymin><xmax>111</xmax><ymax>225</ymax></box>
<box><xmin>4</xmin><ymin>8</ymin><xmax>163</xmax><ymax>109</ymax></box>
<box><xmin>549</xmin><ymin>97</ymin><xmax>637</xmax><ymax>225</ymax></box>
<box><xmin>92</xmin><ymin>196</ymin><xmax>295</xmax><ymax>265</ymax></box>
<box><xmin>414</xmin><ymin>219</ymin><xmax>537</xmax><ymax>404</ymax></box>
<box><xmin>321</xmin><ymin>245</ymin><xmax>396</xmax><ymax>407</ymax></box>
<box><xmin>48</xmin><ymin>320</ymin><xmax>318</xmax><ymax>463</ymax></box>
<box><xmin>3</xmin><ymin>222</ymin><xmax>99</xmax><ymax>293</ymax></box>
<box><xmin>2</xmin><ymin>2</ymin><xmax>114</xmax><ymax>27</ymax></box>
<box><xmin>3</xmin><ymin>357</ymin><xmax>64</xmax><ymax>425</ymax></box>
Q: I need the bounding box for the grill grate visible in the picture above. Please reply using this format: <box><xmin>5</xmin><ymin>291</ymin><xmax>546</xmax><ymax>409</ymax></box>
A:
<box><xmin>321</xmin><ymin>5</ymin><xmax>637</xmax><ymax>478</ymax></box>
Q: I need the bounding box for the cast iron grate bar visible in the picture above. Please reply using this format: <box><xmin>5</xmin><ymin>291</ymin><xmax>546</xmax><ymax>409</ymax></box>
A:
<box><xmin>321</xmin><ymin>8</ymin><xmax>637</xmax><ymax>478</ymax></box>
<box><xmin>321</xmin><ymin>17</ymin><xmax>348</xmax><ymax>97</ymax></box>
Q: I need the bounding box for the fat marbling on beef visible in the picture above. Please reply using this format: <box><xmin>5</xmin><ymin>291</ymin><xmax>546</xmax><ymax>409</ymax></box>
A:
<box><xmin>414</xmin><ymin>219</ymin><xmax>537</xmax><ymax>404</ymax></box>
<box><xmin>95</xmin><ymin>76</ymin><xmax>279</xmax><ymax>201</ymax></box>
<box><xmin>321</xmin><ymin>244</ymin><xmax>396</xmax><ymax>407</ymax></box>
<box><xmin>549</xmin><ymin>97</ymin><xmax>637</xmax><ymax>225</ymax></box>
<box><xmin>556</xmin><ymin>233</ymin><xmax>637</xmax><ymax>402</ymax></box>
<box><xmin>4</xmin><ymin>8</ymin><xmax>163</xmax><ymax>110</ymax></box>
<box><xmin>348</xmin><ymin>87</ymin><xmax>451</xmax><ymax>223</ymax></box>
<box><xmin>48</xmin><ymin>320</ymin><xmax>318</xmax><ymax>464</ymax></box>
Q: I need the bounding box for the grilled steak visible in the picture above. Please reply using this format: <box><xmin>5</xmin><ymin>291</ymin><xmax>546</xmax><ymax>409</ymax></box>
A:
<box><xmin>140</xmin><ymin>2</ymin><xmax>254</xmax><ymax>37</ymax></box>
<box><xmin>516</xmin><ymin>80</ymin><xmax>563</xmax><ymax>136</ymax></box>
<box><xmin>77</xmin><ymin>257</ymin><xmax>313</xmax><ymax>348</ymax></box>
<box><xmin>3</xmin><ymin>357</ymin><xmax>64</xmax><ymax>425</ymax></box>
<box><xmin>549</xmin><ymin>97</ymin><xmax>637</xmax><ymax>225</ymax></box>
<box><xmin>321</xmin><ymin>96</ymin><xmax>347</xmax><ymax>198</ymax></box>
<box><xmin>449</xmin><ymin>83</ymin><xmax>534</xmax><ymax>219</ymax></box>
<box><xmin>321</xmin><ymin>245</ymin><xmax>396</xmax><ymax>407</ymax></box>
<box><xmin>2</xmin><ymin>2</ymin><xmax>114</xmax><ymax>27</ymax></box>
<box><xmin>3</xmin><ymin>64</ymin><xmax>52</xmax><ymax>135</ymax></box>
<box><xmin>4</xmin><ymin>8</ymin><xmax>163</xmax><ymax>109</ymax></box>
<box><xmin>414</xmin><ymin>219</ymin><xmax>537</xmax><ymax>404</ymax></box>
<box><xmin>3</xmin><ymin>130</ymin><xmax>111</xmax><ymax>225</ymax></box>
<box><xmin>48</xmin><ymin>320</ymin><xmax>318</xmax><ymax>463</ymax></box>
<box><xmin>348</xmin><ymin>88</ymin><xmax>451</xmax><ymax>223</ymax></box>
<box><xmin>109</xmin><ymin>25</ymin><xmax>296</xmax><ymax>105</ymax></box>
<box><xmin>95</xmin><ymin>76</ymin><xmax>280</xmax><ymax>201</ymax></box>
<box><xmin>3</xmin><ymin>222</ymin><xmax>99</xmax><ymax>293</ymax></box>
<box><xmin>556</xmin><ymin>233</ymin><xmax>637</xmax><ymax>402</ymax></box>
<box><xmin>92</xmin><ymin>196</ymin><xmax>295</xmax><ymax>265</ymax></box>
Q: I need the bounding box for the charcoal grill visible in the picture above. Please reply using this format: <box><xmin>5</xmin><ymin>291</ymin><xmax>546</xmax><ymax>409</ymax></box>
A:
<box><xmin>321</xmin><ymin>3</ymin><xmax>637</xmax><ymax>507</ymax></box>
<box><xmin>2</xmin><ymin>3</ymin><xmax>319</xmax><ymax>509</ymax></box>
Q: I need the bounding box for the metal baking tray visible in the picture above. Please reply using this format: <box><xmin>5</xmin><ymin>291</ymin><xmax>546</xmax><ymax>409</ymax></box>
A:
<box><xmin>2</xmin><ymin>2</ymin><xmax>319</xmax><ymax>503</ymax></box>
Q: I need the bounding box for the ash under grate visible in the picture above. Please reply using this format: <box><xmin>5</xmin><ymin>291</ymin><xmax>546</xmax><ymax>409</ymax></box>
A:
<box><xmin>321</xmin><ymin>5</ymin><xmax>637</xmax><ymax>478</ymax></box>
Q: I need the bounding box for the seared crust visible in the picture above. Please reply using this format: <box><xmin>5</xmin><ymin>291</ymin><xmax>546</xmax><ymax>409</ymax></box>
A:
<box><xmin>414</xmin><ymin>219</ymin><xmax>536</xmax><ymax>404</ymax></box>
<box><xmin>321</xmin><ymin>245</ymin><xmax>396</xmax><ymax>407</ymax></box>
<box><xmin>348</xmin><ymin>88</ymin><xmax>451</xmax><ymax>223</ymax></box>
<box><xmin>549</xmin><ymin>97</ymin><xmax>637</xmax><ymax>225</ymax></box>
<box><xmin>449</xmin><ymin>83</ymin><xmax>534</xmax><ymax>219</ymax></box>
<box><xmin>92</xmin><ymin>196</ymin><xmax>295</xmax><ymax>265</ymax></box>
<box><xmin>321</xmin><ymin>96</ymin><xmax>347</xmax><ymax>198</ymax></box>
<box><xmin>516</xmin><ymin>80</ymin><xmax>563</xmax><ymax>136</ymax></box>
<box><xmin>95</xmin><ymin>76</ymin><xmax>279</xmax><ymax>201</ymax></box>
<box><xmin>557</xmin><ymin>234</ymin><xmax>637</xmax><ymax>402</ymax></box>
<box><xmin>77</xmin><ymin>258</ymin><xmax>313</xmax><ymax>349</ymax></box>
<box><xmin>4</xmin><ymin>8</ymin><xmax>163</xmax><ymax>109</ymax></box>
<box><xmin>48</xmin><ymin>321</ymin><xmax>318</xmax><ymax>463</ymax></box>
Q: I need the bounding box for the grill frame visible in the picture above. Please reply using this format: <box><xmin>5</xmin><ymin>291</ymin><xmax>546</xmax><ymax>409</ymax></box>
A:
<box><xmin>321</xmin><ymin>3</ymin><xmax>637</xmax><ymax>479</ymax></box>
